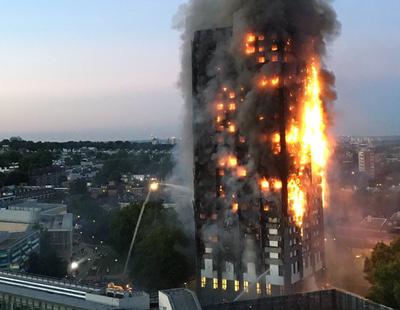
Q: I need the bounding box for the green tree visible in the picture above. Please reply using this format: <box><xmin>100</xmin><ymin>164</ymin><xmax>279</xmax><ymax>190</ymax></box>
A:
<box><xmin>365</xmin><ymin>239</ymin><xmax>400</xmax><ymax>308</ymax></box>
<box><xmin>110</xmin><ymin>202</ymin><xmax>193</xmax><ymax>290</ymax></box>
<box><xmin>19</xmin><ymin>151</ymin><xmax>54</xmax><ymax>172</ymax></box>
<box><xmin>130</xmin><ymin>225</ymin><xmax>190</xmax><ymax>290</ymax></box>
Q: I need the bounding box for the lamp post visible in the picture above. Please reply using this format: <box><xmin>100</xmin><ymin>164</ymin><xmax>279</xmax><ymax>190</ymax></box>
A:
<box><xmin>122</xmin><ymin>181</ymin><xmax>159</xmax><ymax>276</ymax></box>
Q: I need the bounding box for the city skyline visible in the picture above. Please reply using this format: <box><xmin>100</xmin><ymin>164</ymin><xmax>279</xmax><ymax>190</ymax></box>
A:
<box><xmin>0</xmin><ymin>0</ymin><xmax>399</xmax><ymax>141</ymax></box>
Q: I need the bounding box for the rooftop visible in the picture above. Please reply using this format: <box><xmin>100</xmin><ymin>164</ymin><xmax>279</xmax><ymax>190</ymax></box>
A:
<box><xmin>0</xmin><ymin>270</ymin><xmax>149</xmax><ymax>310</ymax></box>
<box><xmin>160</xmin><ymin>288</ymin><xmax>202</xmax><ymax>310</ymax></box>
<box><xmin>0</xmin><ymin>222</ymin><xmax>30</xmax><ymax>233</ymax></box>
<box><xmin>46</xmin><ymin>213</ymin><xmax>73</xmax><ymax>231</ymax></box>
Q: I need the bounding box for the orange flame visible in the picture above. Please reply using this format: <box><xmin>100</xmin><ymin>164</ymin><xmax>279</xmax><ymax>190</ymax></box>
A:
<box><xmin>247</xmin><ymin>34</ymin><xmax>256</xmax><ymax>42</ymax></box>
<box><xmin>260</xmin><ymin>177</ymin><xmax>269</xmax><ymax>191</ymax></box>
<box><xmin>286</xmin><ymin>60</ymin><xmax>331</xmax><ymax>226</ymax></box>
<box><xmin>228</xmin><ymin>124</ymin><xmax>236</xmax><ymax>133</ymax></box>
<box><xmin>237</xmin><ymin>167</ymin><xmax>247</xmax><ymax>178</ymax></box>
<box><xmin>301</xmin><ymin>62</ymin><xmax>330</xmax><ymax>207</ymax></box>
<box><xmin>228</xmin><ymin>156</ymin><xmax>238</xmax><ymax>167</ymax></box>
<box><xmin>288</xmin><ymin>175</ymin><xmax>305</xmax><ymax>226</ymax></box>
<box><xmin>232</xmin><ymin>203</ymin><xmax>239</xmax><ymax>213</ymax></box>
<box><xmin>271</xmin><ymin>77</ymin><xmax>280</xmax><ymax>86</ymax></box>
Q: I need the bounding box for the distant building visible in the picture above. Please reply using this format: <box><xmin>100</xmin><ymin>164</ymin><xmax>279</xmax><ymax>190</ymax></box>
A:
<box><xmin>0</xmin><ymin>187</ymin><xmax>57</xmax><ymax>208</ymax></box>
<box><xmin>10</xmin><ymin>200</ymin><xmax>67</xmax><ymax>216</ymax></box>
<box><xmin>358</xmin><ymin>149</ymin><xmax>375</xmax><ymax>178</ymax></box>
<box><xmin>0</xmin><ymin>231</ymin><xmax>40</xmax><ymax>270</ymax></box>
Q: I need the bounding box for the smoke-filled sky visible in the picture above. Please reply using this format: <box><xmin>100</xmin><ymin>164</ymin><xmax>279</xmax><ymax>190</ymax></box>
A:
<box><xmin>0</xmin><ymin>0</ymin><xmax>398</xmax><ymax>141</ymax></box>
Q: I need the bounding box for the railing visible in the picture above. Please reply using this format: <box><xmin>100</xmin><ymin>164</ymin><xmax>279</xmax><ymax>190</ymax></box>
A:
<box><xmin>0</xmin><ymin>270</ymin><xmax>102</xmax><ymax>294</ymax></box>
<box><xmin>204</xmin><ymin>289</ymin><xmax>394</xmax><ymax>310</ymax></box>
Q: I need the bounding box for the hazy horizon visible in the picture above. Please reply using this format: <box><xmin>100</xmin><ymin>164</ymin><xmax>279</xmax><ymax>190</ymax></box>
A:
<box><xmin>0</xmin><ymin>0</ymin><xmax>399</xmax><ymax>141</ymax></box>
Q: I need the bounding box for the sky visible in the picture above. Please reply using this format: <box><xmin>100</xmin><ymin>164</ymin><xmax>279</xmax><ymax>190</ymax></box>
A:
<box><xmin>0</xmin><ymin>0</ymin><xmax>399</xmax><ymax>141</ymax></box>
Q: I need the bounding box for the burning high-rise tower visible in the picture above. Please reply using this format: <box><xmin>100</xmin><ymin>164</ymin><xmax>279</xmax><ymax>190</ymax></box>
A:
<box><xmin>177</xmin><ymin>0</ymin><xmax>339</xmax><ymax>305</ymax></box>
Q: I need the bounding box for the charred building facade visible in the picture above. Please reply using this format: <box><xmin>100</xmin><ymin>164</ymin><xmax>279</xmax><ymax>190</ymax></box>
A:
<box><xmin>192</xmin><ymin>25</ymin><xmax>327</xmax><ymax>305</ymax></box>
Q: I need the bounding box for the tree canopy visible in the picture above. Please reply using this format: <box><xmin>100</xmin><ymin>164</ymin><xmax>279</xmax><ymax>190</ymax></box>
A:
<box><xmin>110</xmin><ymin>201</ymin><xmax>193</xmax><ymax>291</ymax></box>
<box><xmin>365</xmin><ymin>239</ymin><xmax>400</xmax><ymax>308</ymax></box>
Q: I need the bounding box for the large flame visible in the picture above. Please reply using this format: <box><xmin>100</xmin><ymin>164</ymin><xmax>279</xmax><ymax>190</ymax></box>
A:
<box><xmin>287</xmin><ymin>60</ymin><xmax>330</xmax><ymax>226</ymax></box>
<box><xmin>217</xmin><ymin>33</ymin><xmax>331</xmax><ymax>227</ymax></box>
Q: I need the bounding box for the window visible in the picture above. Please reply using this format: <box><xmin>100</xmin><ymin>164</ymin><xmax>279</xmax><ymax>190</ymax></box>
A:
<box><xmin>244</xmin><ymin>281</ymin><xmax>249</xmax><ymax>293</ymax></box>
<box><xmin>270</xmin><ymin>252</ymin><xmax>279</xmax><ymax>259</ymax></box>
<box><xmin>222</xmin><ymin>279</ymin><xmax>227</xmax><ymax>290</ymax></box>
<box><xmin>256</xmin><ymin>283</ymin><xmax>261</xmax><ymax>295</ymax></box>
<box><xmin>266</xmin><ymin>283</ymin><xmax>272</xmax><ymax>295</ymax></box>
<box><xmin>269</xmin><ymin>240</ymin><xmax>278</xmax><ymax>247</ymax></box>
<box><xmin>213</xmin><ymin>278</ymin><xmax>218</xmax><ymax>289</ymax></box>
<box><xmin>269</xmin><ymin>228</ymin><xmax>278</xmax><ymax>235</ymax></box>
<box><xmin>235</xmin><ymin>280</ymin><xmax>240</xmax><ymax>292</ymax></box>
<box><xmin>201</xmin><ymin>277</ymin><xmax>206</xmax><ymax>288</ymax></box>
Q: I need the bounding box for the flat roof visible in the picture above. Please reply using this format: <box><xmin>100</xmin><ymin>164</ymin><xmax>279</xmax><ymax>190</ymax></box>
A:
<box><xmin>0</xmin><ymin>222</ymin><xmax>30</xmax><ymax>233</ymax></box>
<box><xmin>46</xmin><ymin>213</ymin><xmax>73</xmax><ymax>231</ymax></box>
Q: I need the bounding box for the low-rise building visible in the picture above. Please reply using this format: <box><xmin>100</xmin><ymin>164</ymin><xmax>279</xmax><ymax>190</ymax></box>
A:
<box><xmin>3</xmin><ymin>200</ymin><xmax>72</xmax><ymax>260</ymax></box>
<box><xmin>0</xmin><ymin>231</ymin><xmax>40</xmax><ymax>270</ymax></box>
<box><xmin>43</xmin><ymin>214</ymin><xmax>73</xmax><ymax>260</ymax></box>
<box><xmin>0</xmin><ymin>271</ymin><xmax>149</xmax><ymax>309</ymax></box>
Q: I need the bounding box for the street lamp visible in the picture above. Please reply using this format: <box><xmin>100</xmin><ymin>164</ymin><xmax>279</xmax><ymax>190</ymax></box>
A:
<box><xmin>70</xmin><ymin>261</ymin><xmax>79</xmax><ymax>271</ymax></box>
<box><xmin>122</xmin><ymin>181</ymin><xmax>160</xmax><ymax>276</ymax></box>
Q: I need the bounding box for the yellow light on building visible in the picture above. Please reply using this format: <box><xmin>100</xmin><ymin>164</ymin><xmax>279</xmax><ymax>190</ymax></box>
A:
<box><xmin>213</xmin><ymin>278</ymin><xmax>218</xmax><ymax>289</ymax></box>
<box><xmin>201</xmin><ymin>277</ymin><xmax>206</xmax><ymax>288</ymax></box>
<box><xmin>222</xmin><ymin>279</ymin><xmax>227</xmax><ymax>290</ymax></box>
<box><xmin>234</xmin><ymin>280</ymin><xmax>240</xmax><ymax>292</ymax></box>
<box><xmin>244</xmin><ymin>281</ymin><xmax>249</xmax><ymax>293</ymax></box>
<box><xmin>266</xmin><ymin>283</ymin><xmax>272</xmax><ymax>295</ymax></box>
<box><xmin>257</xmin><ymin>283</ymin><xmax>261</xmax><ymax>295</ymax></box>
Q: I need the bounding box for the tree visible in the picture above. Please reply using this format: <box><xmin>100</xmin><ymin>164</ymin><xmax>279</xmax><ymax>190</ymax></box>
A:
<box><xmin>19</xmin><ymin>151</ymin><xmax>54</xmax><ymax>172</ymax></box>
<box><xmin>130</xmin><ymin>225</ymin><xmax>191</xmax><ymax>290</ymax></box>
<box><xmin>110</xmin><ymin>201</ymin><xmax>193</xmax><ymax>290</ymax></box>
<box><xmin>364</xmin><ymin>239</ymin><xmax>400</xmax><ymax>308</ymax></box>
